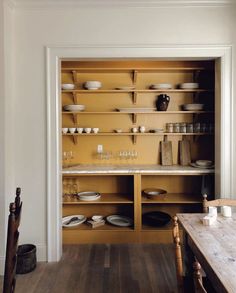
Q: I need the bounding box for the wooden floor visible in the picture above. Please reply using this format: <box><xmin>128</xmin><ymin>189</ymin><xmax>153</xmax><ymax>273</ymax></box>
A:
<box><xmin>0</xmin><ymin>244</ymin><xmax>178</xmax><ymax>293</ymax></box>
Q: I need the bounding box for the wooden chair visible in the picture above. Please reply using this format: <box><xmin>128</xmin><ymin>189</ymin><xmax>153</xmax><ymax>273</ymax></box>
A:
<box><xmin>3</xmin><ymin>187</ymin><xmax>22</xmax><ymax>293</ymax></box>
<box><xmin>173</xmin><ymin>216</ymin><xmax>215</xmax><ymax>293</ymax></box>
<box><xmin>203</xmin><ymin>194</ymin><xmax>236</xmax><ymax>213</ymax></box>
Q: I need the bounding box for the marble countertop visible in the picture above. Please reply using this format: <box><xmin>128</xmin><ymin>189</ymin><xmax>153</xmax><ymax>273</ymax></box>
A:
<box><xmin>62</xmin><ymin>164</ymin><xmax>215</xmax><ymax>175</ymax></box>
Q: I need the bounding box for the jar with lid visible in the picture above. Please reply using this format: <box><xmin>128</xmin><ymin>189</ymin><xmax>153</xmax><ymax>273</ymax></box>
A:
<box><xmin>186</xmin><ymin>123</ymin><xmax>193</xmax><ymax>133</ymax></box>
<box><xmin>180</xmin><ymin>123</ymin><xmax>187</xmax><ymax>133</ymax></box>
<box><xmin>166</xmin><ymin>123</ymin><xmax>174</xmax><ymax>133</ymax></box>
<box><xmin>193</xmin><ymin>122</ymin><xmax>200</xmax><ymax>133</ymax></box>
<box><xmin>173</xmin><ymin>123</ymin><xmax>180</xmax><ymax>133</ymax></box>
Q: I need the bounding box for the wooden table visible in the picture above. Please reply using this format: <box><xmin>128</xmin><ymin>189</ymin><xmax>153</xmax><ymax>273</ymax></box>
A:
<box><xmin>177</xmin><ymin>213</ymin><xmax>236</xmax><ymax>293</ymax></box>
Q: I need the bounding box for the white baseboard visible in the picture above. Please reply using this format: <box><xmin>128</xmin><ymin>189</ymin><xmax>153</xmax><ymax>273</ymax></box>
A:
<box><xmin>0</xmin><ymin>255</ymin><xmax>5</xmax><ymax>276</ymax></box>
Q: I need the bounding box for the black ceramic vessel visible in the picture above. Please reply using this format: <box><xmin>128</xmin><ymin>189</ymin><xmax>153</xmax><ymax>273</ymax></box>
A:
<box><xmin>156</xmin><ymin>94</ymin><xmax>170</xmax><ymax>111</ymax></box>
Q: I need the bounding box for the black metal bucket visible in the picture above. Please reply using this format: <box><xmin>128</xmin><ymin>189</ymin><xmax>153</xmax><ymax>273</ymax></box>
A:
<box><xmin>16</xmin><ymin>244</ymin><xmax>37</xmax><ymax>274</ymax></box>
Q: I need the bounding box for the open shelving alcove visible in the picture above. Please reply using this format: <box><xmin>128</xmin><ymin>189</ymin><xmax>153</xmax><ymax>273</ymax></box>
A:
<box><xmin>61</xmin><ymin>59</ymin><xmax>216</xmax><ymax>244</ymax></box>
<box><xmin>46</xmin><ymin>45</ymin><xmax>232</xmax><ymax>261</ymax></box>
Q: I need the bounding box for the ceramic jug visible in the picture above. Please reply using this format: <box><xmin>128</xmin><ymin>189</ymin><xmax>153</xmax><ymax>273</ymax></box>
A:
<box><xmin>156</xmin><ymin>94</ymin><xmax>170</xmax><ymax>111</ymax></box>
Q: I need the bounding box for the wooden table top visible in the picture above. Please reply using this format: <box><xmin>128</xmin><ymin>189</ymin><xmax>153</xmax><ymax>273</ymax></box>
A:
<box><xmin>177</xmin><ymin>213</ymin><xmax>236</xmax><ymax>293</ymax></box>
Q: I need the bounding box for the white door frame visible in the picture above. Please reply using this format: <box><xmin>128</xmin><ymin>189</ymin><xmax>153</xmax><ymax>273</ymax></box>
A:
<box><xmin>46</xmin><ymin>45</ymin><xmax>233</xmax><ymax>262</ymax></box>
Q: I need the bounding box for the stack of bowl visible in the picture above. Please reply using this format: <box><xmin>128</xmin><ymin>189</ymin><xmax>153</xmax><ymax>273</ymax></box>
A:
<box><xmin>84</xmin><ymin>81</ymin><xmax>102</xmax><ymax>90</ymax></box>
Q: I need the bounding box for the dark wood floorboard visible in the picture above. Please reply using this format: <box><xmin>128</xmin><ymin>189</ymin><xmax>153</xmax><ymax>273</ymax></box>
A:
<box><xmin>0</xmin><ymin>244</ymin><xmax>177</xmax><ymax>293</ymax></box>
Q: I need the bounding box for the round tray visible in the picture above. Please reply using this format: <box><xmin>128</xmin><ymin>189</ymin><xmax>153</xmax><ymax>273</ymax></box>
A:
<box><xmin>142</xmin><ymin>211</ymin><xmax>171</xmax><ymax>227</ymax></box>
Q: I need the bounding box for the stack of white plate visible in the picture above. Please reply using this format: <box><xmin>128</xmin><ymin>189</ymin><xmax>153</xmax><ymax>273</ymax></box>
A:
<box><xmin>180</xmin><ymin>83</ymin><xmax>199</xmax><ymax>89</ymax></box>
<box><xmin>84</xmin><ymin>81</ymin><xmax>102</xmax><ymax>90</ymax></box>
<box><xmin>77</xmin><ymin>191</ymin><xmax>101</xmax><ymax>201</ymax></box>
<box><xmin>150</xmin><ymin>83</ymin><xmax>172</xmax><ymax>89</ymax></box>
<box><xmin>182</xmin><ymin>104</ymin><xmax>204</xmax><ymax>111</ymax></box>
<box><xmin>63</xmin><ymin>104</ymin><xmax>85</xmax><ymax>111</ymax></box>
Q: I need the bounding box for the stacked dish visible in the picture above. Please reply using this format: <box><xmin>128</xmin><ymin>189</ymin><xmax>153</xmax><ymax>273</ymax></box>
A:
<box><xmin>84</xmin><ymin>81</ymin><xmax>102</xmax><ymax>90</ymax></box>
<box><xmin>106</xmin><ymin>215</ymin><xmax>133</xmax><ymax>227</ymax></box>
<box><xmin>150</xmin><ymin>83</ymin><xmax>172</xmax><ymax>90</ymax></box>
<box><xmin>63</xmin><ymin>105</ymin><xmax>85</xmax><ymax>111</ymax></box>
<box><xmin>143</xmin><ymin>188</ymin><xmax>167</xmax><ymax>200</ymax></box>
<box><xmin>179</xmin><ymin>83</ymin><xmax>199</xmax><ymax>89</ymax></box>
<box><xmin>61</xmin><ymin>84</ymin><xmax>75</xmax><ymax>90</ymax></box>
<box><xmin>62</xmin><ymin>215</ymin><xmax>86</xmax><ymax>227</ymax></box>
<box><xmin>116</xmin><ymin>108</ymin><xmax>155</xmax><ymax>112</ymax></box>
<box><xmin>77</xmin><ymin>191</ymin><xmax>101</xmax><ymax>201</ymax></box>
<box><xmin>182</xmin><ymin>104</ymin><xmax>204</xmax><ymax>111</ymax></box>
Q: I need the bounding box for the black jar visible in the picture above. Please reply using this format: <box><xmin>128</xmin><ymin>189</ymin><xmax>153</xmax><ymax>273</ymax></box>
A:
<box><xmin>156</xmin><ymin>94</ymin><xmax>170</xmax><ymax>111</ymax></box>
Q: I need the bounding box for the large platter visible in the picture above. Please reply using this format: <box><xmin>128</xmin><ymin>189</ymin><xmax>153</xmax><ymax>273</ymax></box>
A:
<box><xmin>106</xmin><ymin>215</ymin><xmax>133</xmax><ymax>227</ymax></box>
<box><xmin>116</xmin><ymin>108</ymin><xmax>155</xmax><ymax>112</ymax></box>
<box><xmin>62</xmin><ymin>215</ymin><xmax>87</xmax><ymax>228</ymax></box>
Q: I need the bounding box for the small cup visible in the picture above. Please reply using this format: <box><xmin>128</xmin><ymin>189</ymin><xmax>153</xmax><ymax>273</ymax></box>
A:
<box><xmin>62</xmin><ymin>128</ymin><xmax>68</xmax><ymax>134</ymax></box>
<box><xmin>69</xmin><ymin>128</ymin><xmax>76</xmax><ymax>133</ymax></box>
<box><xmin>84</xmin><ymin>127</ymin><xmax>92</xmax><ymax>133</ymax></box>
<box><xmin>92</xmin><ymin>128</ymin><xmax>99</xmax><ymax>134</ymax></box>
<box><xmin>132</xmin><ymin>127</ymin><xmax>138</xmax><ymax>133</ymax></box>
<box><xmin>139</xmin><ymin>126</ymin><xmax>146</xmax><ymax>133</ymax></box>
<box><xmin>77</xmin><ymin>127</ymin><xmax>83</xmax><ymax>134</ymax></box>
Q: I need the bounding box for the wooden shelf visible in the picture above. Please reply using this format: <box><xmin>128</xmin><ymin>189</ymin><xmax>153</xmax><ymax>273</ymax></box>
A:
<box><xmin>62</xmin><ymin>89</ymin><xmax>213</xmax><ymax>94</ymax></box>
<box><xmin>62</xmin><ymin>111</ymin><xmax>213</xmax><ymax>115</ymax></box>
<box><xmin>142</xmin><ymin>193</ymin><xmax>202</xmax><ymax>204</ymax></box>
<box><xmin>63</xmin><ymin>193</ymin><xmax>133</xmax><ymax>204</ymax></box>
<box><xmin>63</xmin><ymin>222</ymin><xmax>134</xmax><ymax>231</ymax></box>
<box><xmin>63</xmin><ymin>132</ymin><xmax>213</xmax><ymax>136</ymax></box>
<box><xmin>62</xmin><ymin>67</ymin><xmax>211</xmax><ymax>73</ymax></box>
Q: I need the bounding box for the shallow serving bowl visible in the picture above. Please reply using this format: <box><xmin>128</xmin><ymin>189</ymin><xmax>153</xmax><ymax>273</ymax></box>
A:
<box><xmin>61</xmin><ymin>84</ymin><xmax>75</xmax><ymax>90</ymax></box>
<box><xmin>143</xmin><ymin>188</ymin><xmax>167</xmax><ymax>200</ymax></box>
<box><xmin>150</xmin><ymin>83</ymin><xmax>172</xmax><ymax>89</ymax></box>
<box><xmin>195</xmin><ymin>160</ymin><xmax>213</xmax><ymax>167</ymax></box>
<box><xmin>182</xmin><ymin>103</ymin><xmax>204</xmax><ymax>111</ymax></box>
<box><xmin>180</xmin><ymin>82</ymin><xmax>199</xmax><ymax>89</ymax></box>
<box><xmin>63</xmin><ymin>104</ymin><xmax>85</xmax><ymax>111</ymax></box>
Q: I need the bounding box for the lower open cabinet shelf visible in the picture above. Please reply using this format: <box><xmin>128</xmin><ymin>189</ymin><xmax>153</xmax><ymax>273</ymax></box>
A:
<box><xmin>62</xmin><ymin>171</ymin><xmax>214</xmax><ymax>244</ymax></box>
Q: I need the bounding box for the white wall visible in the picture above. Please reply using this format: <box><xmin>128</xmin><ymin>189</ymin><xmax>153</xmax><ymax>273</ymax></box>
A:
<box><xmin>1</xmin><ymin>3</ymin><xmax>235</xmax><ymax>269</ymax></box>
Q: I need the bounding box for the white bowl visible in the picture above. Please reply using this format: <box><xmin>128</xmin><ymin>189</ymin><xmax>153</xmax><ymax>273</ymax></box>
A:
<box><xmin>69</xmin><ymin>128</ymin><xmax>76</xmax><ymax>133</ymax></box>
<box><xmin>180</xmin><ymin>83</ymin><xmax>199</xmax><ymax>89</ymax></box>
<box><xmin>114</xmin><ymin>129</ymin><xmax>122</xmax><ymax>133</ymax></box>
<box><xmin>150</xmin><ymin>83</ymin><xmax>172</xmax><ymax>89</ymax></box>
<box><xmin>92</xmin><ymin>128</ymin><xmax>99</xmax><ymax>134</ymax></box>
<box><xmin>77</xmin><ymin>128</ymin><xmax>83</xmax><ymax>134</ymax></box>
<box><xmin>195</xmin><ymin>160</ymin><xmax>213</xmax><ymax>167</ymax></box>
<box><xmin>182</xmin><ymin>104</ymin><xmax>204</xmax><ymax>111</ymax></box>
<box><xmin>84</xmin><ymin>128</ymin><xmax>92</xmax><ymax>133</ymax></box>
<box><xmin>63</xmin><ymin>105</ymin><xmax>85</xmax><ymax>111</ymax></box>
<box><xmin>62</xmin><ymin>128</ymin><xmax>68</xmax><ymax>134</ymax></box>
<box><xmin>84</xmin><ymin>81</ymin><xmax>102</xmax><ymax>90</ymax></box>
<box><xmin>61</xmin><ymin>84</ymin><xmax>75</xmax><ymax>90</ymax></box>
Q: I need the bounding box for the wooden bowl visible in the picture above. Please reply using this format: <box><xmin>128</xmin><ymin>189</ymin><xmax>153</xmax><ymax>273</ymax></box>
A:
<box><xmin>143</xmin><ymin>188</ymin><xmax>167</xmax><ymax>200</ymax></box>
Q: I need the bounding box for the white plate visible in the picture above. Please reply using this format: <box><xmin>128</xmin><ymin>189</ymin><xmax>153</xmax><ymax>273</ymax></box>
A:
<box><xmin>106</xmin><ymin>215</ymin><xmax>133</xmax><ymax>227</ymax></box>
<box><xmin>182</xmin><ymin>104</ymin><xmax>204</xmax><ymax>111</ymax></box>
<box><xmin>116</xmin><ymin>86</ymin><xmax>135</xmax><ymax>90</ymax></box>
<box><xmin>62</xmin><ymin>215</ymin><xmax>86</xmax><ymax>227</ymax></box>
<box><xmin>116</xmin><ymin>108</ymin><xmax>155</xmax><ymax>112</ymax></box>
<box><xmin>190</xmin><ymin>163</ymin><xmax>214</xmax><ymax>169</ymax></box>
<box><xmin>150</xmin><ymin>83</ymin><xmax>172</xmax><ymax>89</ymax></box>
<box><xmin>63</xmin><ymin>105</ymin><xmax>85</xmax><ymax>111</ymax></box>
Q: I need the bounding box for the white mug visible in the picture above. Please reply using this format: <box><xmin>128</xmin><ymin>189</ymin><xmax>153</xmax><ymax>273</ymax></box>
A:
<box><xmin>84</xmin><ymin>128</ymin><xmax>92</xmax><ymax>133</ymax></box>
<box><xmin>62</xmin><ymin>128</ymin><xmax>68</xmax><ymax>134</ymax></box>
<box><xmin>139</xmin><ymin>126</ymin><xmax>146</xmax><ymax>133</ymax></box>
<box><xmin>77</xmin><ymin>128</ymin><xmax>83</xmax><ymax>134</ymax></box>
<box><xmin>132</xmin><ymin>127</ymin><xmax>138</xmax><ymax>133</ymax></box>
<box><xmin>92</xmin><ymin>128</ymin><xmax>99</xmax><ymax>134</ymax></box>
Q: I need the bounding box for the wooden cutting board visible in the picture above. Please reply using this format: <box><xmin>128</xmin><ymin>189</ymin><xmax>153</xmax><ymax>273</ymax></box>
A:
<box><xmin>179</xmin><ymin>136</ymin><xmax>191</xmax><ymax>166</ymax></box>
<box><xmin>160</xmin><ymin>135</ymin><xmax>173</xmax><ymax>166</ymax></box>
